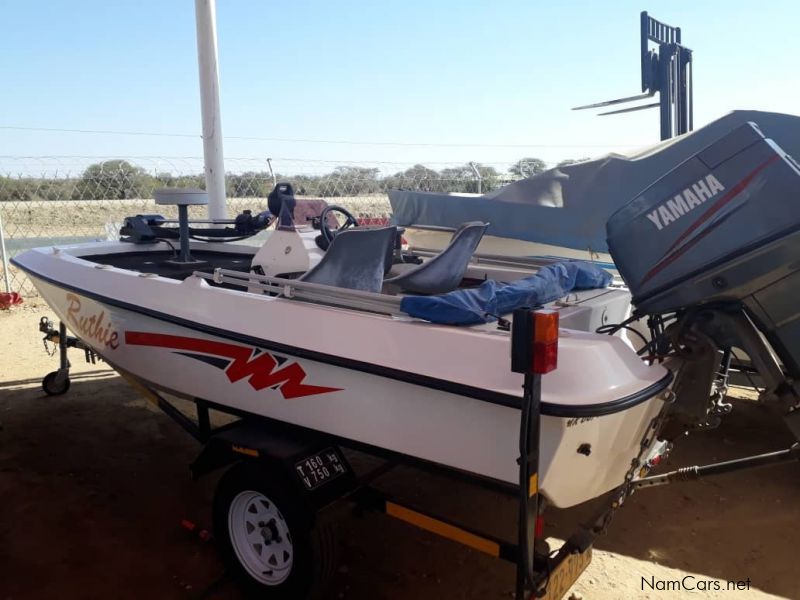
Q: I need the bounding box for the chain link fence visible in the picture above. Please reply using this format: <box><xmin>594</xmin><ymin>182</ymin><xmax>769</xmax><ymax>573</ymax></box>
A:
<box><xmin>0</xmin><ymin>156</ymin><xmax>517</xmax><ymax>295</ymax></box>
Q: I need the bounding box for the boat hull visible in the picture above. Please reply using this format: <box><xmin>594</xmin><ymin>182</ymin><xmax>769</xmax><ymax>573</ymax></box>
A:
<box><xmin>27</xmin><ymin>272</ymin><xmax>668</xmax><ymax>508</ymax></box>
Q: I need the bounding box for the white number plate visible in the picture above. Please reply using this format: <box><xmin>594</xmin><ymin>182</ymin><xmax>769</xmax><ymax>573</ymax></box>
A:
<box><xmin>294</xmin><ymin>448</ymin><xmax>347</xmax><ymax>490</ymax></box>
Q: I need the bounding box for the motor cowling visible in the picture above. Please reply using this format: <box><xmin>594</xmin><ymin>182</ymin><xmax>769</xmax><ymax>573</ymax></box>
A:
<box><xmin>607</xmin><ymin>122</ymin><xmax>800</xmax><ymax>380</ymax></box>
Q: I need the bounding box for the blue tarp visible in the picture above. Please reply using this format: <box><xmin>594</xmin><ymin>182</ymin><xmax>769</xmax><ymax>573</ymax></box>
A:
<box><xmin>399</xmin><ymin>261</ymin><xmax>612</xmax><ymax>325</ymax></box>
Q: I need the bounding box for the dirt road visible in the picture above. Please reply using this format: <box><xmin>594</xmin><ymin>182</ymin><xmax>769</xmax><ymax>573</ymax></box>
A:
<box><xmin>1</xmin><ymin>303</ymin><xmax>798</xmax><ymax>599</ymax></box>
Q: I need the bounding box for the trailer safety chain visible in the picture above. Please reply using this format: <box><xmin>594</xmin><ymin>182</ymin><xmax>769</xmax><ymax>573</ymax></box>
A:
<box><xmin>40</xmin><ymin>317</ymin><xmax>60</xmax><ymax>357</ymax></box>
<box><xmin>595</xmin><ymin>388</ymin><xmax>676</xmax><ymax>535</ymax></box>
<box><xmin>42</xmin><ymin>335</ymin><xmax>58</xmax><ymax>357</ymax></box>
<box><xmin>37</xmin><ymin>317</ymin><xmax>102</xmax><ymax>369</ymax></box>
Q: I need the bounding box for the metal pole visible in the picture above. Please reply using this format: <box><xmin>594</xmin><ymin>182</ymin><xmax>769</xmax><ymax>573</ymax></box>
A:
<box><xmin>687</xmin><ymin>52</ymin><xmax>694</xmax><ymax>132</ymax></box>
<box><xmin>515</xmin><ymin>370</ymin><xmax>541</xmax><ymax>599</ymax></box>
<box><xmin>177</xmin><ymin>205</ymin><xmax>192</xmax><ymax>262</ymax></box>
<box><xmin>468</xmin><ymin>161</ymin><xmax>483</xmax><ymax>194</ymax></box>
<box><xmin>267</xmin><ymin>158</ymin><xmax>277</xmax><ymax>189</ymax></box>
<box><xmin>195</xmin><ymin>0</ymin><xmax>227</xmax><ymax>220</ymax></box>
<box><xmin>658</xmin><ymin>44</ymin><xmax>673</xmax><ymax>140</ymax></box>
<box><xmin>0</xmin><ymin>208</ymin><xmax>11</xmax><ymax>294</ymax></box>
<box><xmin>511</xmin><ymin>309</ymin><xmax>543</xmax><ymax>600</ymax></box>
<box><xmin>59</xmin><ymin>321</ymin><xmax>69</xmax><ymax>371</ymax></box>
<box><xmin>634</xmin><ymin>444</ymin><xmax>800</xmax><ymax>489</ymax></box>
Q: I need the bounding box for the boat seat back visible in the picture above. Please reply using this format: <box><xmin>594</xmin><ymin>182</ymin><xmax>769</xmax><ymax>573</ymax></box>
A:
<box><xmin>299</xmin><ymin>226</ymin><xmax>397</xmax><ymax>292</ymax></box>
<box><xmin>384</xmin><ymin>221</ymin><xmax>488</xmax><ymax>294</ymax></box>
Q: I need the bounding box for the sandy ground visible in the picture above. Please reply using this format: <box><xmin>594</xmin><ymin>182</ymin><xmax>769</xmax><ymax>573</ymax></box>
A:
<box><xmin>1</xmin><ymin>302</ymin><xmax>799</xmax><ymax>600</ymax></box>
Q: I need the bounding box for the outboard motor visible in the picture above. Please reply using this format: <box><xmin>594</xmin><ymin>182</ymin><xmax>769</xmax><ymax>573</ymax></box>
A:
<box><xmin>607</xmin><ymin>122</ymin><xmax>800</xmax><ymax>434</ymax></box>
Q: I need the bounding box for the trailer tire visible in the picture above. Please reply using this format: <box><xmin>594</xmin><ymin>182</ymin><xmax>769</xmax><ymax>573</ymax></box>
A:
<box><xmin>213</xmin><ymin>461</ymin><xmax>338</xmax><ymax>599</ymax></box>
<box><xmin>42</xmin><ymin>371</ymin><xmax>70</xmax><ymax>396</ymax></box>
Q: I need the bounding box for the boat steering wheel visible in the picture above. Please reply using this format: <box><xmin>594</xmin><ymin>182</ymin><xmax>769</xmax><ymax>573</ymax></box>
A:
<box><xmin>319</xmin><ymin>205</ymin><xmax>360</xmax><ymax>244</ymax></box>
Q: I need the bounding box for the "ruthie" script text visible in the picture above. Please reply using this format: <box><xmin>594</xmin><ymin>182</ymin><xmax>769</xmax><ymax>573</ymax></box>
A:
<box><xmin>65</xmin><ymin>293</ymin><xmax>120</xmax><ymax>349</ymax></box>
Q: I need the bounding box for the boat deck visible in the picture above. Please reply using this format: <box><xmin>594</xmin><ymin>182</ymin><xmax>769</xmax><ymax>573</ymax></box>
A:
<box><xmin>83</xmin><ymin>249</ymin><xmax>255</xmax><ymax>280</ymax></box>
<box><xmin>77</xmin><ymin>243</ymin><xmax>630</xmax><ymax>336</ymax></box>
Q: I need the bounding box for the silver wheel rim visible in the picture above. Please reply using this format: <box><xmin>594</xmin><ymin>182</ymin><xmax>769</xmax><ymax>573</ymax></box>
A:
<box><xmin>228</xmin><ymin>490</ymin><xmax>294</xmax><ymax>585</ymax></box>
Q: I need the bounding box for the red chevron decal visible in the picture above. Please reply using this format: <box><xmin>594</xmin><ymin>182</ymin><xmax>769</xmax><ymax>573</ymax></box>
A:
<box><xmin>124</xmin><ymin>331</ymin><xmax>341</xmax><ymax>399</ymax></box>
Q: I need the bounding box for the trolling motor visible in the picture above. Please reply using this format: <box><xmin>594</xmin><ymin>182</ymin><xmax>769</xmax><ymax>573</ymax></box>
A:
<box><xmin>120</xmin><ymin>187</ymin><xmax>274</xmax><ymax>250</ymax></box>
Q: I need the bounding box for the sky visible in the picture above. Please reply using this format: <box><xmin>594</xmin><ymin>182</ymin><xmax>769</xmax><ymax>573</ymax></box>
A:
<box><xmin>1</xmin><ymin>0</ymin><xmax>798</xmax><ymax>175</ymax></box>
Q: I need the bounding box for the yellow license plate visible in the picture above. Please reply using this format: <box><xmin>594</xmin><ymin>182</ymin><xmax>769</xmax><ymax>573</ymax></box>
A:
<box><xmin>537</xmin><ymin>547</ymin><xmax>592</xmax><ymax>600</ymax></box>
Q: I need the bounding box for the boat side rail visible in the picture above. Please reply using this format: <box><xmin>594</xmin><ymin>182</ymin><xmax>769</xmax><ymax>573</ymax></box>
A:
<box><xmin>410</xmin><ymin>247</ymin><xmax>558</xmax><ymax>270</ymax></box>
<box><xmin>193</xmin><ymin>268</ymin><xmax>404</xmax><ymax>316</ymax></box>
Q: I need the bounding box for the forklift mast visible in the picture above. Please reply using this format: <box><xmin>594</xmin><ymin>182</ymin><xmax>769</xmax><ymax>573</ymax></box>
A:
<box><xmin>573</xmin><ymin>11</ymin><xmax>693</xmax><ymax>141</ymax></box>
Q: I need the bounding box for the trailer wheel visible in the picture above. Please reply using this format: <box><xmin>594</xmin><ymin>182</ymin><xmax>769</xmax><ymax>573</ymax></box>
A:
<box><xmin>213</xmin><ymin>461</ymin><xmax>338</xmax><ymax>599</ymax></box>
<box><xmin>42</xmin><ymin>371</ymin><xmax>70</xmax><ymax>396</ymax></box>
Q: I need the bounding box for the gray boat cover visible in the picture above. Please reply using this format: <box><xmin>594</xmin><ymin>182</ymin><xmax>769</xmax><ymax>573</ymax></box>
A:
<box><xmin>399</xmin><ymin>261</ymin><xmax>612</xmax><ymax>325</ymax></box>
<box><xmin>389</xmin><ymin>111</ymin><xmax>800</xmax><ymax>254</ymax></box>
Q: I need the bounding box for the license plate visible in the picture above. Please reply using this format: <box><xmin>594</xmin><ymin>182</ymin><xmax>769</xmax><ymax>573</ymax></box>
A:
<box><xmin>538</xmin><ymin>547</ymin><xmax>592</xmax><ymax>600</ymax></box>
<box><xmin>294</xmin><ymin>448</ymin><xmax>348</xmax><ymax>490</ymax></box>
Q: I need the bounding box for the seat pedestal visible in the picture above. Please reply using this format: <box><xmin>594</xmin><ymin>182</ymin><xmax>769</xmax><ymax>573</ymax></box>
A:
<box><xmin>154</xmin><ymin>188</ymin><xmax>210</xmax><ymax>266</ymax></box>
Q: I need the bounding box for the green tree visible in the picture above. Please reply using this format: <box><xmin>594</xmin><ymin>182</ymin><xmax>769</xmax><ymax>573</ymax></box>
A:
<box><xmin>439</xmin><ymin>163</ymin><xmax>500</xmax><ymax>194</ymax></box>
<box><xmin>290</xmin><ymin>174</ymin><xmax>322</xmax><ymax>196</ymax></box>
<box><xmin>76</xmin><ymin>160</ymin><xmax>156</xmax><ymax>199</ymax></box>
<box><xmin>226</xmin><ymin>171</ymin><xmax>272</xmax><ymax>198</ymax></box>
<box><xmin>470</xmin><ymin>163</ymin><xmax>499</xmax><ymax>193</ymax></box>
<box><xmin>508</xmin><ymin>157</ymin><xmax>547</xmax><ymax>178</ymax></box>
<box><xmin>384</xmin><ymin>164</ymin><xmax>442</xmax><ymax>192</ymax></box>
<box><xmin>0</xmin><ymin>176</ymin><xmax>79</xmax><ymax>202</ymax></box>
<box><xmin>320</xmin><ymin>166</ymin><xmax>381</xmax><ymax>197</ymax></box>
<box><xmin>0</xmin><ymin>177</ymin><xmax>34</xmax><ymax>201</ymax></box>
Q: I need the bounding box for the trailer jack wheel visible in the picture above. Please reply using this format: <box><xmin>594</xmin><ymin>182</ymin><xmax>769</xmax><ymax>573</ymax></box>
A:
<box><xmin>213</xmin><ymin>462</ymin><xmax>338</xmax><ymax>599</ymax></box>
<box><xmin>42</xmin><ymin>370</ymin><xmax>70</xmax><ymax>396</ymax></box>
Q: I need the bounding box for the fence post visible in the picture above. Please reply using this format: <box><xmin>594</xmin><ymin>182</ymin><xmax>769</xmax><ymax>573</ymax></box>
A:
<box><xmin>267</xmin><ymin>158</ymin><xmax>277</xmax><ymax>189</ymax></box>
<box><xmin>469</xmin><ymin>161</ymin><xmax>482</xmax><ymax>194</ymax></box>
<box><xmin>0</xmin><ymin>207</ymin><xmax>11</xmax><ymax>294</ymax></box>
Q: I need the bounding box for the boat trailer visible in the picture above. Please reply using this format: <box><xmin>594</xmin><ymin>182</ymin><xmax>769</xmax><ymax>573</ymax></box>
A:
<box><xmin>35</xmin><ymin>311</ymin><xmax>800</xmax><ymax>599</ymax></box>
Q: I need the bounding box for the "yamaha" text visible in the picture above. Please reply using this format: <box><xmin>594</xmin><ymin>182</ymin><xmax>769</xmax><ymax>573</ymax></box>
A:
<box><xmin>646</xmin><ymin>174</ymin><xmax>725</xmax><ymax>231</ymax></box>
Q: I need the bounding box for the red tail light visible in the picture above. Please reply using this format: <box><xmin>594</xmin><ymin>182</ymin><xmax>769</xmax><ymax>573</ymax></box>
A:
<box><xmin>532</xmin><ymin>310</ymin><xmax>558</xmax><ymax>374</ymax></box>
